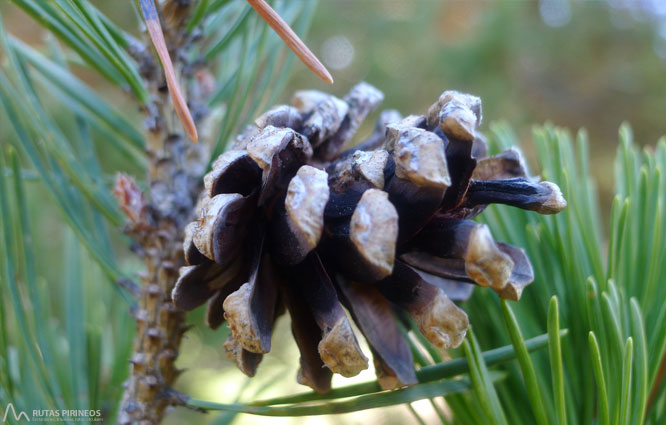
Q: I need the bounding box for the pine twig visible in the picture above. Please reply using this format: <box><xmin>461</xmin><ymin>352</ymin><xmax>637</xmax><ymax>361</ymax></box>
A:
<box><xmin>117</xmin><ymin>1</ymin><xmax>207</xmax><ymax>423</ymax></box>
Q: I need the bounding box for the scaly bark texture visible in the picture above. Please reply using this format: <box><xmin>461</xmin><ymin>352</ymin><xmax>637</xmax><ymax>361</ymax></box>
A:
<box><xmin>117</xmin><ymin>1</ymin><xmax>209</xmax><ymax>423</ymax></box>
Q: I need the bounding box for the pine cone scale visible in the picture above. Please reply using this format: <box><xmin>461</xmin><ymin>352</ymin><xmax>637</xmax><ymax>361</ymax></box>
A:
<box><xmin>336</xmin><ymin>278</ymin><xmax>418</xmax><ymax>389</ymax></box>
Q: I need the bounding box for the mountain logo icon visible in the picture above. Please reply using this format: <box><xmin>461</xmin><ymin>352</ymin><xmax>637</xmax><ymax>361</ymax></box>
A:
<box><xmin>1</xmin><ymin>403</ymin><xmax>30</xmax><ymax>422</ymax></box>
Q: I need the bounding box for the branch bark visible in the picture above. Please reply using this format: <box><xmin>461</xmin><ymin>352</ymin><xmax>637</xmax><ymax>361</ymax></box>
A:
<box><xmin>117</xmin><ymin>1</ymin><xmax>209</xmax><ymax>423</ymax></box>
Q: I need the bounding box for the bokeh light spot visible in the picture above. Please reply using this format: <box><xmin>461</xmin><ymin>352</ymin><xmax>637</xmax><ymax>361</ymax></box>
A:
<box><xmin>322</xmin><ymin>35</ymin><xmax>355</xmax><ymax>70</ymax></box>
<box><xmin>540</xmin><ymin>0</ymin><xmax>572</xmax><ymax>27</ymax></box>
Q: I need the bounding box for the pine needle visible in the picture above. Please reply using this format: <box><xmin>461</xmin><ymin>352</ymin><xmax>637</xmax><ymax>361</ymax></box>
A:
<box><xmin>138</xmin><ymin>0</ymin><xmax>198</xmax><ymax>142</ymax></box>
<box><xmin>247</xmin><ymin>0</ymin><xmax>333</xmax><ymax>84</ymax></box>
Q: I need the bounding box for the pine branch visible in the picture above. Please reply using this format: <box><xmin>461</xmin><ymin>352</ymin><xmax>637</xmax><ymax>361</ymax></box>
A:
<box><xmin>115</xmin><ymin>1</ymin><xmax>207</xmax><ymax>423</ymax></box>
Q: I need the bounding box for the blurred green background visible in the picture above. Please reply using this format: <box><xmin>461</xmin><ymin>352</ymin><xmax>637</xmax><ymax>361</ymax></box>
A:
<box><xmin>287</xmin><ymin>0</ymin><xmax>666</xmax><ymax>212</ymax></box>
<box><xmin>5</xmin><ymin>0</ymin><xmax>666</xmax><ymax>208</ymax></box>
<box><xmin>3</xmin><ymin>1</ymin><xmax>666</xmax><ymax>424</ymax></box>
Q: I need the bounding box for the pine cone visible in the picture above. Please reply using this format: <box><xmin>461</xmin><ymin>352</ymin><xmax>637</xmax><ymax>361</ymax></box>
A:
<box><xmin>173</xmin><ymin>83</ymin><xmax>567</xmax><ymax>392</ymax></box>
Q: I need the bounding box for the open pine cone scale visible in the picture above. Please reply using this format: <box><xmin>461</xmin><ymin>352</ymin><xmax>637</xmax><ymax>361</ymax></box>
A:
<box><xmin>173</xmin><ymin>82</ymin><xmax>567</xmax><ymax>393</ymax></box>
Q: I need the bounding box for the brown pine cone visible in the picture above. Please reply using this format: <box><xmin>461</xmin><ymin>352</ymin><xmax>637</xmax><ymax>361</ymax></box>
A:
<box><xmin>172</xmin><ymin>83</ymin><xmax>567</xmax><ymax>393</ymax></box>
